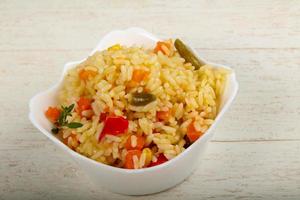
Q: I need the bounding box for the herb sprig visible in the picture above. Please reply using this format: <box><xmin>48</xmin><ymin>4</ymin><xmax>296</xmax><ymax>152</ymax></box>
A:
<box><xmin>51</xmin><ymin>104</ymin><xmax>83</xmax><ymax>134</ymax></box>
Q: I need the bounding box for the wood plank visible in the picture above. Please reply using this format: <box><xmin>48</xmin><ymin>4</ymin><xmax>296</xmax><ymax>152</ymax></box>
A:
<box><xmin>0</xmin><ymin>0</ymin><xmax>299</xmax><ymax>51</ymax></box>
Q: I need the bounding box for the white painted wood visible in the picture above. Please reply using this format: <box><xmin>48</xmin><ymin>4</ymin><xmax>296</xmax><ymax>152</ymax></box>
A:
<box><xmin>0</xmin><ymin>0</ymin><xmax>299</xmax><ymax>199</ymax></box>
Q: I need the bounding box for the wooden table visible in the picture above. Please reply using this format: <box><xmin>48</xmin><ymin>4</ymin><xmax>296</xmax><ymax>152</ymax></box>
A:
<box><xmin>1</xmin><ymin>0</ymin><xmax>299</xmax><ymax>199</ymax></box>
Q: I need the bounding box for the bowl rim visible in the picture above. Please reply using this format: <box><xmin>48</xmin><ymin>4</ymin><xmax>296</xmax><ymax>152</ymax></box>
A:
<box><xmin>29</xmin><ymin>27</ymin><xmax>239</xmax><ymax>174</ymax></box>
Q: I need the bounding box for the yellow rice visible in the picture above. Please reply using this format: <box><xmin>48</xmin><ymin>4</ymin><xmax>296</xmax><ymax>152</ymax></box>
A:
<box><xmin>55</xmin><ymin>40</ymin><xmax>229</xmax><ymax>169</ymax></box>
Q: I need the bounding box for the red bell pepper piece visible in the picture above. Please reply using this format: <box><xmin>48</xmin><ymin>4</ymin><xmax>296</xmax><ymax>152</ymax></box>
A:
<box><xmin>148</xmin><ymin>154</ymin><xmax>168</xmax><ymax>167</ymax></box>
<box><xmin>99</xmin><ymin>116</ymin><xmax>129</xmax><ymax>141</ymax></box>
<box><xmin>99</xmin><ymin>112</ymin><xmax>107</xmax><ymax>122</ymax></box>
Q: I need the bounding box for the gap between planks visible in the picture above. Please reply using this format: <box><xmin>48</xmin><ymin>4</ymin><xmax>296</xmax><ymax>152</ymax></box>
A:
<box><xmin>211</xmin><ymin>139</ymin><xmax>300</xmax><ymax>143</ymax></box>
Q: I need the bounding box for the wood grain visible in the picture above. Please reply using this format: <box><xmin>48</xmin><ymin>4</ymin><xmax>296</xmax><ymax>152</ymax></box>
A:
<box><xmin>0</xmin><ymin>0</ymin><xmax>299</xmax><ymax>199</ymax></box>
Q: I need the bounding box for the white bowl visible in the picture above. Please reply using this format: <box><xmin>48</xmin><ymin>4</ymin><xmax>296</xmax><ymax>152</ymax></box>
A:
<box><xmin>29</xmin><ymin>27</ymin><xmax>238</xmax><ymax>195</ymax></box>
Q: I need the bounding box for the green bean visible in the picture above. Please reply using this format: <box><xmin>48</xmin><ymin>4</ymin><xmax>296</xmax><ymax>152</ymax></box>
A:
<box><xmin>174</xmin><ymin>39</ymin><xmax>205</xmax><ymax>70</ymax></box>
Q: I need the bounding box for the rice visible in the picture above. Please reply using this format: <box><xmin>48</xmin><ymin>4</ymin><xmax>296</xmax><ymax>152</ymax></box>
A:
<box><xmin>131</xmin><ymin>135</ymin><xmax>137</xmax><ymax>148</ymax></box>
<box><xmin>46</xmin><ymin>39</ymin><xmax>229</xmax><ymax>169</ymax></box>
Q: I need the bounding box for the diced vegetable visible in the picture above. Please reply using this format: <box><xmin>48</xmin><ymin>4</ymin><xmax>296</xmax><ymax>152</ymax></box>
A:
<box><xmin>108</xmin><ymin>44</ymin><xmax>122</xmax><ymax>51</ymax></box>
<box><xmin>125</xmin><ymin>135</ymin><xmax>145</xmax><ymax>150</ymax></box>
<box><xmin>187</xmin><ymin>121</ymin><xmax>203</xmax><ymax>142</ymax></box>
<box><xmin>124</xmin><ymin>150</ymin><xmax>142</xmax><ymax>169</ymax></box>
<box><xmin>99</xmin><ymin>112</ymin><xmax>107</xmax><ymax>122</ymax></box>
<box><xmin>154</xmin><ymin>41</ymin><xmax>171</xmax><ymax>55</ymax></box>
<box><xmin>67</xmin><ymin>122</ymin><xmax>83</xmax><ymax>128</ymax></box>
<box><xmin>183</xmin><ymin>135</ymin><xmax>192</xmax><ymax>148</ymax></box>
<box><xmin>46</xmin><ymin>104</ymin><xmax>83</xmax><ymax>134</ymax></box>
<box><xmin>156</xmin><ymin>110</ymin><xmax>171</xmax><ymax>121</ymax></box>
<box><xmin>77</xmin><ymin>97</ymin><xmax>92</xmax><ymax>110</ymax></box>
<box><xmin>126</xmin><ymin>80</ymin><xmax>138</xmax><ymax>89</ymax></box>
<box><xmin>148</xmin><ymin>154</ymin><xmax>168</xmax><ymax>167</ymax></box>
<box><xmin>79</xmin><ymin>69</ymin><xmax>97</xmax><ymax>81</ymax></box>
<box><xmin>130</xmin><ymin>92</ymin><xmax>156</xmax><ymax>106</ymax></box>
<box><xmin>51</xmin><ymin>127</ymin><xmax>59</xmax><ymax>134</ymax></box>
<box><xmin>132</xmin><ymin>69</ymin><xmax>149</xmax><ymax>83</ymax></box>
<box><xmin>99</xmin><ymin>116</ymin><xmax>129</xmax><ymax>141</ymax></box>
<box><xmin>99</xmin><ymin>107</ymin><xmax>110</xmax><ymax>122</ymax></box>
<box><xmin>174</xmin><ymin>39</ymin><xmax>205</xmax><ymax>70</ymax></box>
<box><xmin>126</xmin><ymin>69</ymin><xmax>149</xmax><ymax>89</ymax></box>
<box><xmin>77</xmin><ymin>97</ymin><xmax>92</xmax><ymax>117</ymax></box>
<box><xmin>45</xmin><ymin>107</ymin><xmax>61</xmax><ymax>123</ymax></box>
<box><xmin>142</xmin><ymin>148</ymin><xmax>153</xmax><ymax>167</ymax></box>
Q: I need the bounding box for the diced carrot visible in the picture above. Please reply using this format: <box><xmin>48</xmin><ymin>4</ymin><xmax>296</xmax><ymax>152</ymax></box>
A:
<box><xmin>77</xmin><ymin>97</ymin><xmax>92</xmax><ymax>111</ymax></box>
<box><xmin>126</xmin><ymin>69</ymin><xmax>149</xmax><ymax>90</ymax></box>
<box><xmin>126</xmin><ymin>80</ymin><xmax>138</xmax><ymax>89</ymax></box>
<box><xmin>76</xmin><ymin>97</ymin><xmax>92</xmax><ymax>117</ymax></box>
<box><xmin>45</xmin><ymin>107</ymin><xmax>61</xmax><ymax>123</ymax></box>
<box><xmin>132</xmin><ymin>69</ymin><xmax>149</xmax><ymax>83</ymax></box>
<box><xmin>187</xmin><ymin>121</ymin><xmax>203</xmax><ymax>142</ymax></box>
<box><xmin>79</xmin><ymin>69</ymin><xmax>97</xmax><ymax>81</ymax></box>
<box><xmin>103</xmin><ymin>106</ymin><xmax>110</xmax><ymax>113</ymax></box>
<box><xmin>154</xmin><ymin>41</ymin><xmax>171</xmax><ymax>55</ymax></box>
<box><xmin>156</xmin><ymin>110</ymin><xmax>171</xmax><ymax>121</ymax></box>
<box><xmin>124</xmin><ymin>150</ymin><xmax>142</xmax><ymax>169</ymax></box>
<box><xmin>125</xmin><ymin>135</ymin><xmax>145</xmax><ymax>150</ymax></box>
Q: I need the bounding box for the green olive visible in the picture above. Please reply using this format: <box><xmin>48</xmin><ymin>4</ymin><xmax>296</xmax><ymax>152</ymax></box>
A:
<box><xmin>130</xmin><ymin>92</ymin><xmax>156</xmax><ymax>106</ymax></box>
<box><xmin>174</xmin><ymin>39</ymin><xmax>205</xmax><ymax>70</ymax></box>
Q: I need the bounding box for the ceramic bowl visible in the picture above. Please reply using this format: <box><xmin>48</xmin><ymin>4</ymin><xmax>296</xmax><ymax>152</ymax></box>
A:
<box><xmin>29</xmin><ymin>27</ymin><xmax>238</xmax><ymax>195</ymax></box>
